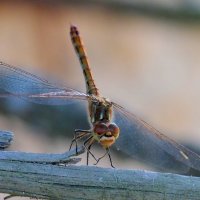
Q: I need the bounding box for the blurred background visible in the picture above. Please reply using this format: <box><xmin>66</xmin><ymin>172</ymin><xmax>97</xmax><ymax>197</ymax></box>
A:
<box><xmin>1</xmin><ymin>0</ymin><xmax>200</xmax><ymax>198</ymax></box>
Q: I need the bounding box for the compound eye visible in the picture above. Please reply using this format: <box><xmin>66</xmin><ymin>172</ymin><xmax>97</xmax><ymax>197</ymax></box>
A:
<box><xmin>108</xmin><ymin>123</ymin><xmax>120</xmax><ymax>139</ymax></box>
<box><xmin>94</xmin><ymin>123</ymin><xmax>108</xmax><ymax>135</ymax></box>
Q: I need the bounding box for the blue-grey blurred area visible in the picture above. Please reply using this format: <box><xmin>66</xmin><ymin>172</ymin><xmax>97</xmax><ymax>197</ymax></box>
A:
<box><xmin>1</xmin><ymin>0</ymin><xmax>200</xmax><ymax>183</ymax></box>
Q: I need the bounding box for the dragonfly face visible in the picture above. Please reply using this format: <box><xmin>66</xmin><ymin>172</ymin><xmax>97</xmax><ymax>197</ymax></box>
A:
<box><xmin>93</xmin><ymin>122</ymin><xmax>119</xmax><ymax>148</ymax></box>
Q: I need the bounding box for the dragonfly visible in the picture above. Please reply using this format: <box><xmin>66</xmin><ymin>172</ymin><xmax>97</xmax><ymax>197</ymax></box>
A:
<box><xmin>0</xmin><ymin>25</ymin><xmax>200</xmax><ymax>175</ymax></box>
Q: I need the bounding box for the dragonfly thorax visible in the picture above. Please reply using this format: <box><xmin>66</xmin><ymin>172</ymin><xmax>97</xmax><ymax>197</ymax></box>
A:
<box><xmin>89</xmin><ymin>96</ymin><xmax>112</xmax><ymax>124</ymax></box>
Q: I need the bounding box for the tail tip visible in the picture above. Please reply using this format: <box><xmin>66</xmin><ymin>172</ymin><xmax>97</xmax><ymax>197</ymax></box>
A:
<box><xmin>70</xmin><ymin>24</ymin><xmax>79</xmax><ymax>33</ymax></box>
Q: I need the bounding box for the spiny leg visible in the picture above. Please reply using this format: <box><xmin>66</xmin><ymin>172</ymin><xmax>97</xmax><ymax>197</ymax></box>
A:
<box><xmin>94</xmin><ymin>149</ymin><xmax>108</xmax><ymax>166</ymax></box>
<box><xmin>107</xmin><ymin>148</ymin><xmax>115</xmax><ymax>168</ymax></box>
<box><xmin>87</xmin><ymin>141</ymin><xmax>96</xmax><ymax>165</ymax></box>
<box><xmin>4</xmin><ymin>194</ymin><xmax>14</xmax><ymax>200</ymax></box>
<box><xmin>69</xmin><ymin>129</ymin><xmax>91</xmax><ymax>153</ymax></box>
<box><xmin>84</xmin><ymin>136</ymin><xmax>97</xmax><ymax>163</ymax></box>
<box><xmin>95</xmin><ymin>148</ymin><xmax>115</xmax><ymax>168</ymax></box>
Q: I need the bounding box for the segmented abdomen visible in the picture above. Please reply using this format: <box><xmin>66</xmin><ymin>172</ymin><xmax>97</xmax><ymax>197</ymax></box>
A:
<box><xmin>70</xmin><ymin>25</ymin><xmax>99</xmax><ymax>96</ymax></box>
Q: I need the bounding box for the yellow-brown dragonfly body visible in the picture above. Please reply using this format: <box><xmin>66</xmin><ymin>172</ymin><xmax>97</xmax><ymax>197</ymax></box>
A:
<box><xmin>1</xmin><ymin>25</ymin><xmax>200</xmax><ymax>174</ymax></box>
<box><xmin>70</xmin><ymin>26</ymin><xmax>119</xmax><ymax>165</ymax></box>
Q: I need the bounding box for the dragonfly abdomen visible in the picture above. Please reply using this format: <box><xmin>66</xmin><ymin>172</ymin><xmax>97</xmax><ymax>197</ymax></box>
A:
<box><xmin>70</xmin><ymin>25</ymin><xmax>99</xmax><ymax>96</ymax></box>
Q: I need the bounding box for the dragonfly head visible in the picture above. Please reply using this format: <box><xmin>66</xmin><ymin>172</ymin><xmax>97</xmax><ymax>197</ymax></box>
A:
<box><xmin>93</xmin><ymin>122</ymin><xmax>120</xmax><ymax>148</ymax></box>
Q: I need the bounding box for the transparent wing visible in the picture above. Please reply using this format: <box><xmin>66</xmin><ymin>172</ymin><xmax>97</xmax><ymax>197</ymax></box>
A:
<box><xmin>113</xmin><ymin>102</ymin><xmax>200</xmax><ymax>175</ymax></box>
<box><xmin>0</xmin><ymin>61</ymin><xmax>88</xmax><ymax>105</ymax></box>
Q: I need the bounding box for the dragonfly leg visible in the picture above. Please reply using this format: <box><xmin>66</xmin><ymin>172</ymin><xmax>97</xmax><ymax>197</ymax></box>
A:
<box><xmin>94</xmin><ymin>150</ymin><xmax>108</xmax><ymax>166</ymax></box>
<box><xmin>4</xmin><ymin>194</ymin><xmax>14</xmax><ymax>200</ymax></box>
<box><xmin>84</xmin><ymin>136</ymin><xmax>97</xmax><ymax>163</ymax></box>
<box><xmin>87</xmin><ymin>141</ymin><xmax>96</xmax><ymax>165</ymax></box>
<box><xmin>69</xmin><ymin>129</ymin><xmax>91</xmax><ymax>154</ymax></box>
<box><xmin>94</xmin><ymin>148</ymin><xmax>115</xmax><ymax>168</ymax></box>
<box><xmin>107</xmin><ymin>148</ymin><xmax>115</xmax><ymax>168</ymax></box>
